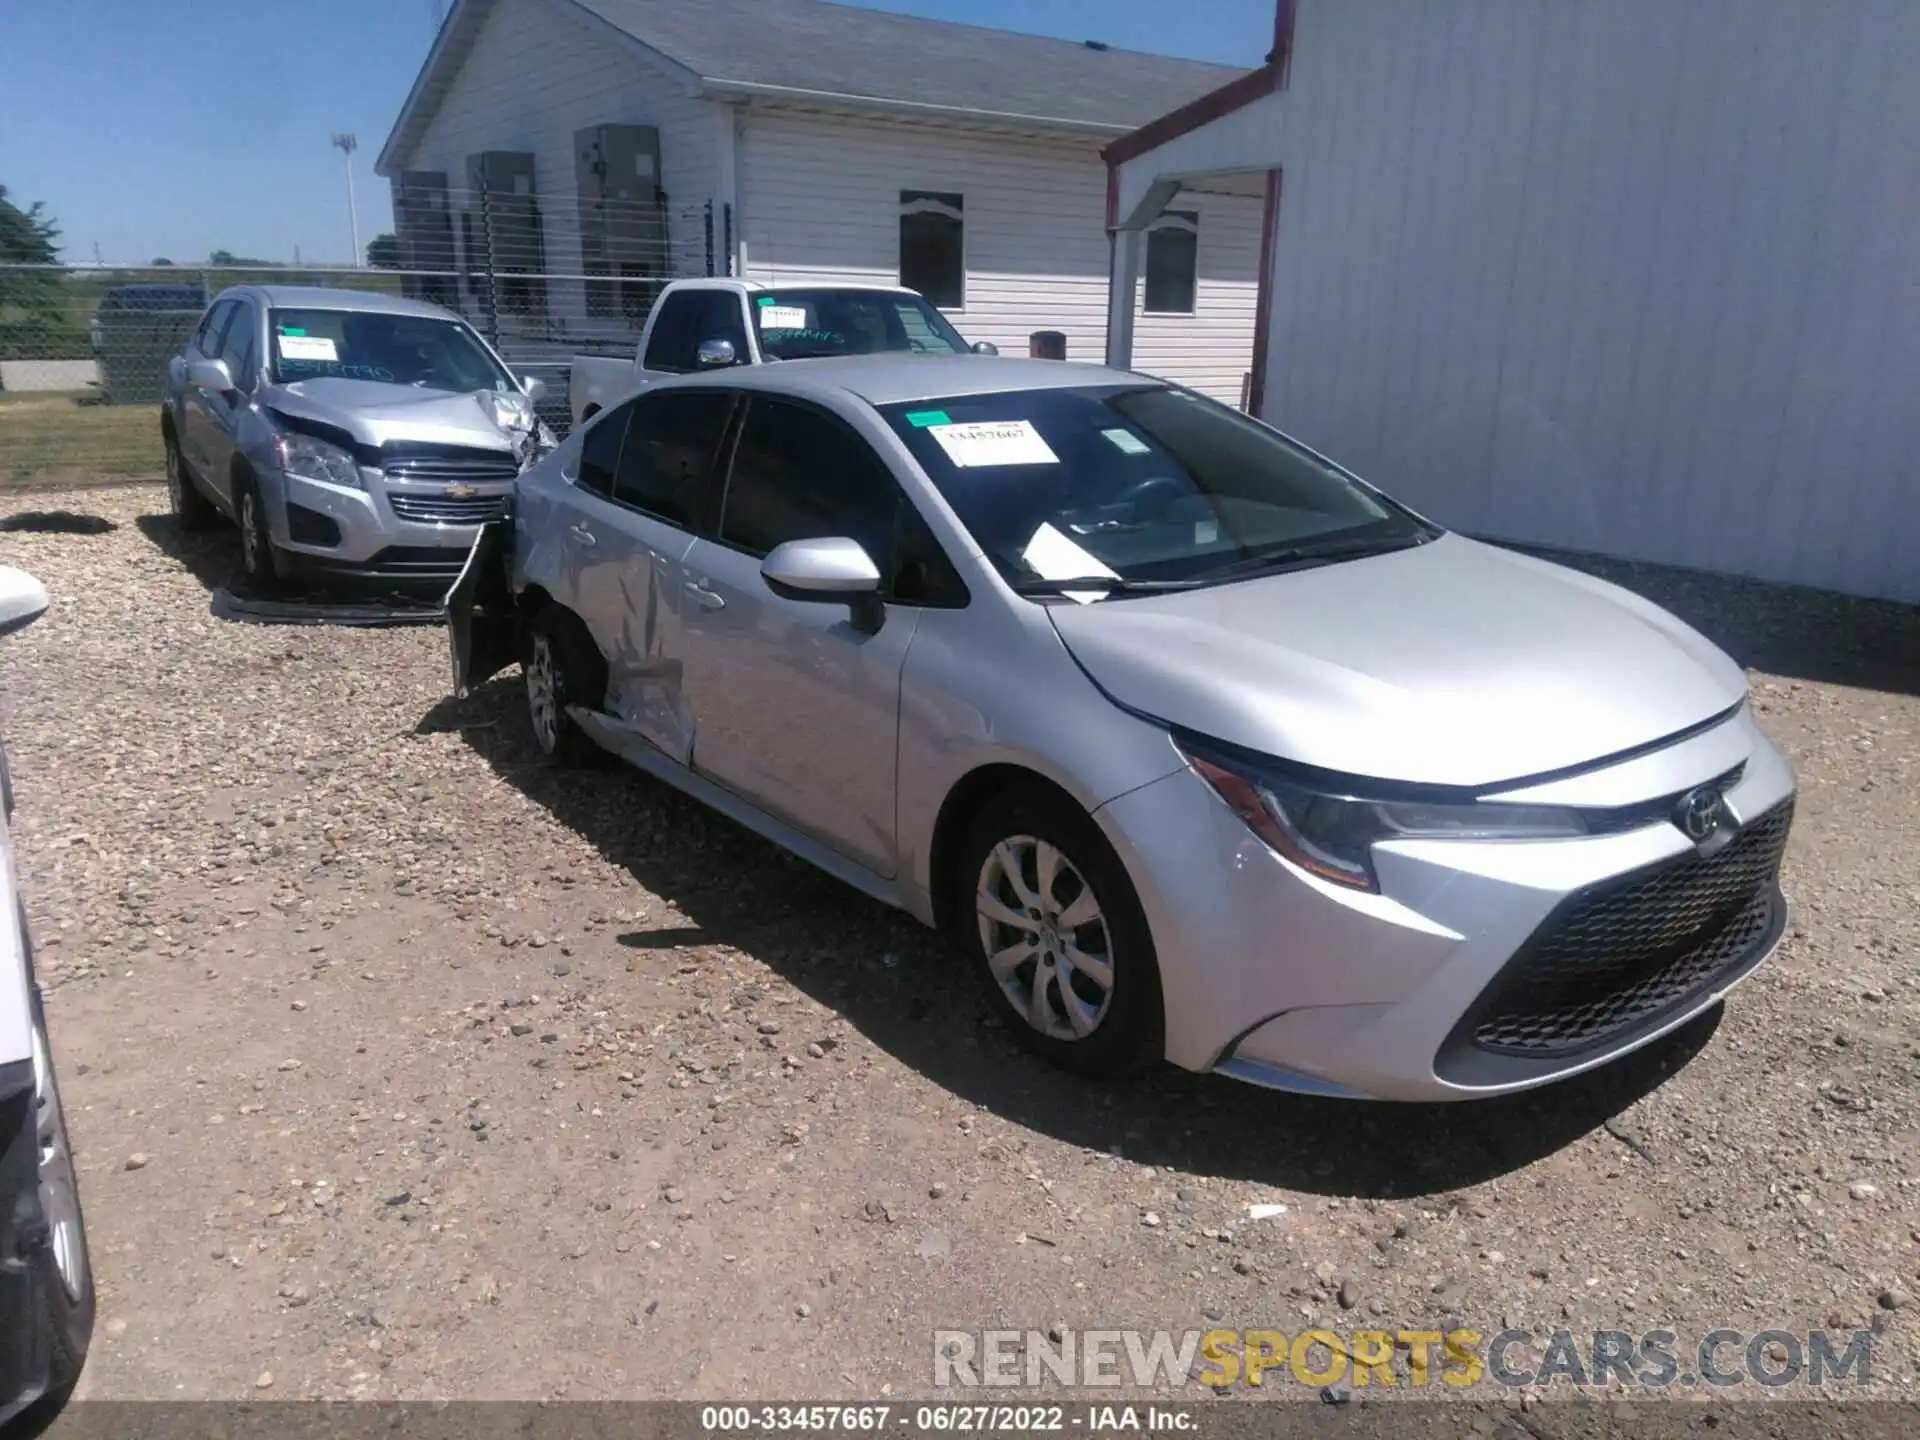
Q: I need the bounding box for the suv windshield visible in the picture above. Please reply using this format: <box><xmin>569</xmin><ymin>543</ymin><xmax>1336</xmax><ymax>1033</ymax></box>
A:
<box><xmin>753</xmin><ymin>289</ymin><xmax>970</xmax><ymax>361</ymax></box>
<box><xmin>881</xmin><ymin>385</ymin><xmax>1435</xmax><ymax>593</ymax></box>
<box><xmin>268</xmin><ymin>307</ymin><xmax>514</xmax><ymax>391</ymax></box>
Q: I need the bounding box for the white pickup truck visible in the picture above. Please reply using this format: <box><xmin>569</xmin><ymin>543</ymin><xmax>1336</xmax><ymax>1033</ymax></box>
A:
<box><xmin>567</xmin><ymin>278</ymin><xmax>995</xmax><ymax>427</ymax></box>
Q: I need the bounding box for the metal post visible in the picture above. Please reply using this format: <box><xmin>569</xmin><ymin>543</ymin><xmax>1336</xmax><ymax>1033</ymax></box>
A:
<box><xmin>723</xmin><ymin>202</ymin><xmax>734</xmax><ymax>277</ymax></box>
<box><xmin>478</xmin><ymin>184</ymin><xmax>499</xmax><ymax>344</ymax></box>
<box><xmin>703</xmin><ymin>200</ymin><xmax>715</xmax><ymax>277</ymax></box>
<box><xmin>331</xmin><ymin>133</ymin><xmax>361</xmax><ymax>265</ymax></box>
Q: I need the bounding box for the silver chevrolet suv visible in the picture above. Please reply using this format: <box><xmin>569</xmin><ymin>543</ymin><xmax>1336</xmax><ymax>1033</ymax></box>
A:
<box><xmin>161</xmin><ymin>285</ymin><xmax>552</xmax><ymax>589</ymax></box>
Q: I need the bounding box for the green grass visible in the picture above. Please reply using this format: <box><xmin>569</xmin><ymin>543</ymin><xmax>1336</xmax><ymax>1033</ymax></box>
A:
<box><xmin>0</xmin><ymin>391</ymin><xmax>162</xmax><ymax>486</ymax></box>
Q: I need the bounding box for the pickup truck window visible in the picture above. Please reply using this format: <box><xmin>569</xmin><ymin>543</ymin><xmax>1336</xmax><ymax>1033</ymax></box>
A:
<box><xmin>752</xmin><ymin>289</ymin><xmax>969</xmax><ymax>361</ymax></box>
<box><xmin>643</xmin><ymin>291</ymin><xmax>749</xmax><ymax>374</ymax></box>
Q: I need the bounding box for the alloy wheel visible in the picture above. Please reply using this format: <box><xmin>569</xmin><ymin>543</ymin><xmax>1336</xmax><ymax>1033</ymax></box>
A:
<box><xmin>30</xmin><ymin>1014</ymin><xmax>87</xmax><ymax>1305</ymax></box>
<box><xmin>526</xmin><ymin>631</ymin><xmax>560</xmax><ymax>752</ymax></box>
<box><xmin>240</xmin><ymin>491</ymin><xmax>262</xmax><ymax>575</ymax></box>
<box><xmin>976</xmin><ymin>834</ymin><xmax>1114</xmax><ymax>1041</ymax></box>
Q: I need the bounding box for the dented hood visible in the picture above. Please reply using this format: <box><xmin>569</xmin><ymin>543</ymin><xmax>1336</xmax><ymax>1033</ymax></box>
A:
<box><xmin>1046</xmin><ymin>535</ymin><xmax>1749</xmax><ymax>788</ymax></box>
<box><xmin>265</xmin><ymin>378</ymin><xmax>524</xmax><ymax>453</ymax></box>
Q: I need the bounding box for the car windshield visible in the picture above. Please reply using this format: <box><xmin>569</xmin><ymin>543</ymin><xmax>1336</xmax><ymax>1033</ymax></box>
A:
<box><xmin>753</xmin><ymin>289</ymin><xmax>971</xmax><ymax>361</ymax></box>
<box><xmin>268</xmin><ymin>307</ymin><xmax>515</xmax><ymax>391</ymax></box>
<box><xmin>880</xmin><ymin>384</ymin><xmax>1435</xmax><ymax>593</ymax></box>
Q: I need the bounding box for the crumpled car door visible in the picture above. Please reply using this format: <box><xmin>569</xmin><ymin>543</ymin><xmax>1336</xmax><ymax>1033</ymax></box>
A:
<box><xmin>446</xmin><ymin>520</ymin><xmax>517</xmax><ymax>697</ymax></box>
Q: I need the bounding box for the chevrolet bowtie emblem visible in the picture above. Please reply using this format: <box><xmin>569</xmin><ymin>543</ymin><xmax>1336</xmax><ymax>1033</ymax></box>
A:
<box><xmin>445</xmin><ymin>483</ymin><xmax>479</xmax><ymax>500</ymax></box>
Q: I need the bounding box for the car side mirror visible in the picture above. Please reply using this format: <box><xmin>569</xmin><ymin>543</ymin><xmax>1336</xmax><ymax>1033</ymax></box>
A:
<box><xmin>760</xmin><ymin>537</ymin><xmax>885</xmax><ymax>633</ymax></box>
<box><xmin>971</xmin><ymin>341</ymin><xmax>999</xmax><ymax>356</ymax></box>
<box><xmin>0</xmin><ymin>567</ymin><xmax>49</xmax><ymax>639</ymax></box>
<box><xmin>520</xmin><ymin>374</ymin><xmax>548</xmax><ymax>404</ymax></box>
<box><xmin>186</xmin><ymin>357</ymin><xmax>235</xmax><ymax>393</ymax></box>
<box><xmin>696</xmin><ymin>339</ymin><xmax>736</xmax><ymax>368</ymax></box>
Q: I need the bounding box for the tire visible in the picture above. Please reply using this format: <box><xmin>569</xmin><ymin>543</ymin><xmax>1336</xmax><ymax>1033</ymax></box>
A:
<box><xmin>955</xmin><ymin>787</ymin><xmax>1164</xmax><ymax>1077</ymax></box>
<box><xmin>234</xmin><ymin>476</ymin><xmax>280</xmax><ymax>592</ymax></box>
<box><xmin>521</xmin><ymin>606</ymin><xmax>608</xmax><ymax>766</ymax></box>
<box><xmin>162</xmin><ymin>427</ymin><xmax>218</xmax><ymax>532</ymax></box>
<box><xmin>17</xmin><ymin>963</ymin><xmax>94</xmax><ymax>1426</ymax></box>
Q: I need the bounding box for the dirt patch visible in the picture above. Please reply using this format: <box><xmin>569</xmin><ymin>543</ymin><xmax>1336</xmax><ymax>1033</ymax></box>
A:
<box><xmin>2</xmin><ymin>487</ymin><xmax>1915</xmax><ymax>1405</ymax></box>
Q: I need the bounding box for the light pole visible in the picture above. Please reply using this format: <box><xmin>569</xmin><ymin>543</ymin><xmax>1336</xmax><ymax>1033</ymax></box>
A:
<box><xmin>331</xmin><ymin>132</ymin><xmax>361</xmax><ymax>266</ymax></box>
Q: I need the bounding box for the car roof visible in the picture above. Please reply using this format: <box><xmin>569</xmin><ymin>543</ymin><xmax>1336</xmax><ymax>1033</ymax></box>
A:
<box><xmin>665</xmin><ymin>355</ymin><xmax>1154</xmax><ymax>407</ymax></box>
<box><xmin>667</xmin><ymin>278</ymin><xmax>922</xmax><ymax>297</ymax></box>
<box><xmin>221</xmin><ymin>285</ymin><xmax>461</xmax><ymax>320</ymax></box>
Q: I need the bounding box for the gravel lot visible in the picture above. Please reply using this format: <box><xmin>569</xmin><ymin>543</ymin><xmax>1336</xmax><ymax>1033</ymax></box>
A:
<box><xmin>2</xmin><ymin>485</ymin><xmax>1916</xmax><ymax>1406</ymax></box>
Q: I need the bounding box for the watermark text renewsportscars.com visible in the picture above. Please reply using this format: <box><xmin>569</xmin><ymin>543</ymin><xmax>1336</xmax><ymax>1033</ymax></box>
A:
<box><xmin>933</xmin><ymin>1327</ymin><xmax>1875</xmax><ymax>1391</ymax></box>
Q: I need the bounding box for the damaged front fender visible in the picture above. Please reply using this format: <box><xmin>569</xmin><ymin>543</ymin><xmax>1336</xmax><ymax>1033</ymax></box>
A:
<box><xmin>446</xmin><ymin>520</ymin><xmax>518</xmax><ymax>697</ymax></box>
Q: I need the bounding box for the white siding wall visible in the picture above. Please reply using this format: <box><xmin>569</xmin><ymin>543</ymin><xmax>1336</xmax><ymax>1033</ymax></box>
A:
<box><xmin>739</xmin><ymin>108</ymin><xmax>1258</xmax><ymax>402</ymax></box>
<box><xmin>1238</xmin><ymin>0</ymin><xmax>1920</xmax><ymax>603</ymax></box>
<box><xmin>397</xmin><ymin>0</ymin><xmax>719</xmax><ymax>332</ymax></box>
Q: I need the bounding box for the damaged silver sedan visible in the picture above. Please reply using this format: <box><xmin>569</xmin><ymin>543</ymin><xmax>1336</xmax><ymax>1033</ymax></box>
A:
<box><xmin>449</xmin><ymin>357</ymin><xmax>1794</xmax><ymax>1100</ymax></box>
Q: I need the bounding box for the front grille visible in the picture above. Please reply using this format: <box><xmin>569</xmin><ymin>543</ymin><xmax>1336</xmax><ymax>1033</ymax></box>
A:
<box><xmin>1464</xmin><ymin>804</ymin><xmax>1793</xmax><ymax>1058</ymax></box>
<box><xmin>389</xmin><ymin>492</ymin><xmax>509</xmax><ymax>524</ymax></box>
<box><xmin>382</xmin><ymin>446</ymin><xmax>519</xmax><ymax>484</ymax></box>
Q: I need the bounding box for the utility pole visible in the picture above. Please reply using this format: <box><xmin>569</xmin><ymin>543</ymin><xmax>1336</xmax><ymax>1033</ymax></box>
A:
<box><xmin>331</xmin><ymin>132</ymin><xmax>361</xmax><ymax>265</ymax></box>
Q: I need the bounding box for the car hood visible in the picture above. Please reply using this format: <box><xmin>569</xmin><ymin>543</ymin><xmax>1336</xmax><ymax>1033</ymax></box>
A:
<box><xmin>1045</xmin><ymin>534</ymin><xmax>1749</xmax><ymax>788</ymax></box>
<box><xmin>264</xmin><ymin>378</ymin><xmax>524</xmax><ymax>452</ymax></box>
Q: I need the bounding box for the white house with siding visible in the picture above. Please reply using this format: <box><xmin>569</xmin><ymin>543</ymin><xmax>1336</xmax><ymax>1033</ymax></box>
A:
<box><xmin>376</xmin><ymin>0</ymin><xmax>1269</xmax><ymax>404</ymax></box>
<box><xmin>1105</xmin><ymin>0</ymin><xmax>1920</xmax><ymax>603</ymax></box>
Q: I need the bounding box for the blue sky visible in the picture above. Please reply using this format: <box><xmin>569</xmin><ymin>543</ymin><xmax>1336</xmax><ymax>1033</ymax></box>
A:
<box><xmin>0</xmin><ymin>0</ymin><xmax>1273</xmax><ymax>269</ymax></box>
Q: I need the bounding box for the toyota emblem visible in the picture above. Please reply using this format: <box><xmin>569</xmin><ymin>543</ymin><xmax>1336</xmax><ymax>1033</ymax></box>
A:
<box><xmin>1676</xmin><ymin>786</ymin><xmax>1726</xmax><ymax>842</ymax></box>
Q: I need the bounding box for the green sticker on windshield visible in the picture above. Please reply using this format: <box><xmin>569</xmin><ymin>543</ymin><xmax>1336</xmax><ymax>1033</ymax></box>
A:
<box><xmin>281</xmin><ymin>327</ymin><xmax>307</xmax><ymax>336</ymax></box>
<box><xmin>904</xmin><ymin>410</ymin><xmax>951</xmax><ymax>428</ymax></box>
<box><xmin>755</xmin><ymin>296</ymin><xmax>775</xmax><ymax>306</ymax></box>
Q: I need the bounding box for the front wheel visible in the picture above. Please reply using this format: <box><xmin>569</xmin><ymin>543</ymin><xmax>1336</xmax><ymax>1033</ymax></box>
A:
<box><xmin>235</xmin><ymin>480</ymin><xmax>280</xmax><ymax>592</ymax></box>
<box><xmin>956</xmin><ymin>789</ymin><xmax>1163</xmax><ymax>1077</ymax></box>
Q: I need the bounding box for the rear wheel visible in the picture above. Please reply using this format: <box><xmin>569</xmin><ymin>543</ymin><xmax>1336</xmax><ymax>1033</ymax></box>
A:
<box><xmin>163</xmin><ymin>428</ymin><xmax>218</xmax><ymax>531</ymax></box>
<box><xmin>955</xmin><ymin>788</ymin><xmax>1163</xmax><ymax>1077</ymax></box>
<box><xmin>521</xmin><ymin>606</ymin><xmax>608</xmax><ymax>766</ymax></box>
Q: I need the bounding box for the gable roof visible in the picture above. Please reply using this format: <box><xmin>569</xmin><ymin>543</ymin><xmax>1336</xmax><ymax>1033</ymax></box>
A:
<box><xmin>380</xmin><ymin>0</ymin><xmax>1251</xmax><ymax>172</ymax></box>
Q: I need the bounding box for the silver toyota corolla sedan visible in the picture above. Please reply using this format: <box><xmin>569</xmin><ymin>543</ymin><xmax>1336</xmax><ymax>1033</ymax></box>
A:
<box><xmin>449</xmin><ymin>356</ymin><xmax>1796</xmax><ymax>1101</ymax></box>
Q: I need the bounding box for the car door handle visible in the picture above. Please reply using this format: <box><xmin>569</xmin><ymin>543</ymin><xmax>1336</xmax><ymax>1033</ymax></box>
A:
<box><xmin>684</xmin><ymin>578</ymin><xmax>726</xmax><ymax>611</ymax></box>
<box><xmin>569</xmin><ymin>523</ymin><xmax>597</xmax><ymax>547</ymax></box>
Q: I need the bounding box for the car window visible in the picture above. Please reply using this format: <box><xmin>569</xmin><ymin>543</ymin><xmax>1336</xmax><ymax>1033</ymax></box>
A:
<box><xmin>195</xmin><ymin>300</ymin><xmax>237</xmax><ymax>358</ymax></box>
<box><xmin>267</xmin><ymin>308</ymin><xmax>513</xmax><ymax>391</ymax></box>
<box><xmin>751</xmin><ymin>289</ymin><xmax>970</xmax><ymax>360</ymax></box>
<box><xmin>575</xmin><ymin>400</ymin><xmax>634</xmax><ymax>498</ymax></box>
<box><xmin>718</xmin><ymin>398</ymin><xmax>897</xmax><ymax>572</ymax></box>
<box><xmin>879</xmin><ymin>385</ymin><xmax>1427</xmax><ymax>590</ymax></box>
<box><xmin>643</xmin><ymin>290</ymin><xmax>748</xmax><ymax>373</ymax></box>
<box><xmin>611</xmin><ymin>391</ymin><xmax>734</xmax><ymax>528</ymax></box>
<box><xmin>219</xmin><ymin>301</ymin><xmax>258</xmax><ymax>389</ymax></box>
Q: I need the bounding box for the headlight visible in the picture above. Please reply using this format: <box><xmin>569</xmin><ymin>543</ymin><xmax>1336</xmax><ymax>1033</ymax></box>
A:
<box><xmin>1179</xmin><ymin>738</ymin><xmax>1588</xmax><ymax>892</ymax></box>
<box><xmin>273</xmin><ymin>431</ymin><xmax>362</xmax><ymax>489</ymax></box>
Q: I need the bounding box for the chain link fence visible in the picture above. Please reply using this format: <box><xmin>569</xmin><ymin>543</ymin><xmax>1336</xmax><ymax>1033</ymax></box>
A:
<box><xmin>0</xmin><ymin>189</ymin><xmax>728</xmax><ymax>487</ymax></box>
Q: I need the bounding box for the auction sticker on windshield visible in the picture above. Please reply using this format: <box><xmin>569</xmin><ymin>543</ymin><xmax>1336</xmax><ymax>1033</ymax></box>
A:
<box><xmin>278</xmin><ymin>334</ymin><xmax>338</xmax><ymax>362</ymax></box>
<box><xmin>757</xmin><ymin>305</ymin><xmax>809</xmax><ymax>330</ymax></box>
<box><xmin>928</xmin><ymin>420</ymin><xmax>1059</xmax><ymax>468</ymax></box>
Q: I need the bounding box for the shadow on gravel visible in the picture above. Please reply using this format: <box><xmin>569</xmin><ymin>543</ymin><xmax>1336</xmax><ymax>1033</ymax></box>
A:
<box><xmin>135</xmin><ymin>511</ymin><xmax>239</xmax><ymax>594</ymax></box>
<box><xmin>0</xmin><ymin>510</ymin><xmax>117</xmax><ymax>535</ymax></box>
<box><xmin>420</xmin><ymin>677</ymin><xmax>1718</xmax><ymax>1200</ymax></box>
<box><xmin>1508</xmin><ymin>544</ymin><xmax>1920</xmax><ymax>698</ymax></box>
